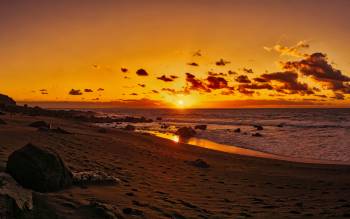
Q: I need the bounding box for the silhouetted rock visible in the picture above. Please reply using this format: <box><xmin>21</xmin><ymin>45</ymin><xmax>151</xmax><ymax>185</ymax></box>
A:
<box><xmin>0</xmin><ymin>119</ymin><xmax>6</xmax><ymax>125</ymax></box>
<box><xmin>234</xmin><ymin>128</ymin><xmax>241</xmax><ymax>133</ymax></box>
<box><xmin>29</xmin><ymin>121</ymin><xmax>50</xmax><ymax>129</ymax></box>
<box><xmin>98</xmin><ymin>128</ymin><xmax>107</xmax><ymax>133</ymax></box>
<box><xmin>186</xmin><ymin>159</ymin><xmax>210</xmax><ymax>168</ymax></box>
<box><xmin>6</xmin><ymin>143</ymin><xmax>73</xmax><ymax>192</ymax></box>
<box><xmin>0</xmin><ymin>94</ymin><xmax>16</xmax><ymax>107</ymax></box>
<box><xmin>175</xmin><ymin>127</ymin><xmax>196</xmax><ymax>138</ymax></box>
<box><xmin>253</xmin><ymin>125</ymin><xmax>264</xmax><ymax>130</ymax></box>
<box><xmin>252</xmin><ymin>133</ymin><xmax>263</xmax><ymax>137</ymax></box>
<box><xmin>124</xmin><ymin>124</ymin><xmax>135</xmax><ymax>131</ymax></box>
<box><xmin>194</xmin><ymin>124</ymin><xmax>207</xmax><ymax>130</ymax></box>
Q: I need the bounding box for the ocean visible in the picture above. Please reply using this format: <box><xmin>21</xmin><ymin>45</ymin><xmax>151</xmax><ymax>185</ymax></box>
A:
<box><xmin>94</xmin><ymin>108</ymin><xmax>350</xmax><ymax>162</ymax></box>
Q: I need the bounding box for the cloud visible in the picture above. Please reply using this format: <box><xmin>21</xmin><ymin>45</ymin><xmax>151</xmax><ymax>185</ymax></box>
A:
<box><xmin>215</xmin><ymin>58</ymin><xmax>230</xmax><ymax>66</ymax></box>
<box><xmin>157</xmin><ymin>75</ymin><xmax>175</xmax><ymax>82</ymax></box>
<box><xmin>185</xmin><ymin>73</ymin><xmax>211</xmax><ymax>92</ymax></box>
<box><xmin>256</xmin><ymin>71</ymin><xmax>314</xmax><ymax>95</ymax></box>
<box><xmin>121</xmin><ymin>68</ymin><xmax>128</xmax><ymax>73</ymax></box>
<box><xmin>235</xmin><ymin>75</ymin><xmax>251</xmax><ymax>83</ymax></box>
<box><xmin>138</xmin><ymin>84</ymin><xmax>146</xmax><ymax>88</ymax></box>
<box><xmin>84</xmin><ymin>89</ymin><xmax>93</xmax><ymax>92</ymax></box>
<box><xmin>39</xmin><ymin>89</ymin><xmax>48</xmax><ymax>95</ymax></box>
<box><xmin>193</xmin><ymin>50</ymin><xmax>202</xmax><ymax>57</ymax></box>
<box><xmin>332</xmin><ymin>93</ymin><xmax>345</xmax><ymax>100</ymax></box>
<box><xmin>206</xmin><ymin>76</ymin><xmax>229</xmax><ymax>89</ymax></box>
<box><xmin>228</xmin><ymin>70</ymin><xmax>237</xmax><ymax>75</ymax></box>
<box><xmin>187</xmin><ymin>62</ymin><xmax>199</xmax><ymax>67</ymax></box>
<box><xmin>151</xmin><ymin>90</ymin><xmax>159</xmax><ymax>94</ymax></box>
<box><xmin>242</xmin><ymin>68</ymin><xmax>254</xmax><ymax>74</ymax></box>
<box><xmin>136</xmin><ymin>69</ymin><xmax>149</xmax><ymax>76</ymax></box>
<box><xmin>130</xmin><ymin>93</ymin><xmax>138</xmax><ymax>96</ymax></box>
<box><xmin>282</xmin><ymin>52</ymin><xmax>350</xmax><ymax>94</ymax></box>
<box><xmin>97</xmin><ymin>88</ymin><xmax>104</xmax><ymax>91</ymax></box>
<box><xmin>208</xmin><ymin>72</ymin><xmax>227</xmax><ymax>77</ymax></box>
<box><xmin>69</xmin><ymin>89</ymin><xmax>83</xmax><ymax>95</ymax></box>
<box><xmin>264</xmin><ymin>40</ymin><xmax>309</xmax><ymax>57</ymax></box>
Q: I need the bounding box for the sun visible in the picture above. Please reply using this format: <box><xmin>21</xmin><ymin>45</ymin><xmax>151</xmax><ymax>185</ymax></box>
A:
<box><xmin>178</xmin><ymin>99</ymin><xmax>184</xmax><ymax>106</ymax></box>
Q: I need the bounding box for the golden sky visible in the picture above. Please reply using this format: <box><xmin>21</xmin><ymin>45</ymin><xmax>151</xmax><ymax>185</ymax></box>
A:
<box><xmin>1</xmin><ymin>0</ymin><xmax>350</xmax><ymax>108</ymax></box>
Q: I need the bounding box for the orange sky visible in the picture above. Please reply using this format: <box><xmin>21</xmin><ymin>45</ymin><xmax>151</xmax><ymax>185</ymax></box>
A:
<box><xmin>1</xmin><ymin>0</ymin><xmax>350</xmax><ymax>108</ymax></box>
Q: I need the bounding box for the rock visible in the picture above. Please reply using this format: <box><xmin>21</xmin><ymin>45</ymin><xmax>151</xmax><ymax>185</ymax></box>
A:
<box><xmin>6</xmin><ymin>143</ymin><xmax>73</xmax><ymax>192</ymax></box>
<box><xmin>83</xmin><ymin>201</ymin><xmax>122</xmax><ymax>219</ymax></box>
<box><xmin>122</xmin><ymin>207</ymin><xmax>144</xmax><ymax>216</ymax></box>
<box><xmin>72</xmin><ymin>171</ymin><xmax>120</xmax><ymax>186</ymax></box>
<box><xmin>253</xmin><ymin>125</ymin><xmax>264</xmax><ymax>130</ymax></box>
<box><xmin>252</xmin><ymin>133</ymin><xmax>263</xmax><ymax>137</ymax></box>
<box><xmin>0</xmin><ymin>172</ymin><xmax>33</xmax><ymax>218</ymax></box>
<box><xmin>51</xmin><ymin>127</ymin><xmax>71</xmax><ymax>134</ymax></box>
<box><xmin>0</xmin><ymin>94</ymin><xmax>16</xmax><ymax>107</ymax></box>
<box><xmin>175</xmin><ymin>127</ymin><xmax>196</xmax><ymax>138</ymax></box>
<box><xmin>160</xmin><ymin>124</ymin><xmax>169</xmax><ymax>129</ymax></box>
<box><xmin>0</xmin><ymin>119</ymin><xmax>6</xmax><ymax>125</ymax></box>
<box><xmin>277</xmin><ymin>123</ymin><xmax>284</xmax><ymax>128</ymax></box>
<box><xmin>124</xmin><ymin>124</ymin><xmax>135</xmax><ymax>131</ymax></box>
<box><xmin>29</xmin><ymin>121</ymin><xmax>50</xmax><ymax>129</ymax></box>
<box><xmin>0</xmin><ymin>111</ymin><xmax>5</xmax><ymax>115</ymax></box>
<box><xmin>156</xmin><ymin>117</ymin><xmax>162</xmax><ymax>121</ymax></box>
<box><xmin>194</xmin><ymin>125</ymin><xmax>207</xmax><ymax>130</ymax></box>
<box><xmin>234</xmin><ymin>128</ymin><xmax>241</xmax><ymax>133</ymax></box>
<box><xmin>186</xmin><ymin>159</ymin><xmax>210</xmax><ymax>168</ymax></box>
<box><xmin>98</xmin><ymin>128</ymin><xmax>107</xmax><ymax>133</ymax></box>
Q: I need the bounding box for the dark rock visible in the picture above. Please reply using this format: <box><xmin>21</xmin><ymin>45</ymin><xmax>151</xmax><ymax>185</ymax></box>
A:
<box><xmin>0</xmin><ymin>111</ymin><xmax>5</xmax><ymax>115</ymax></box>
<box><xmin>156</xmin><ymin>117</ymin><xmax>162</xmax><ymax>121</ymax></box>
<box><xmin>29</xmin><ymin>121</ymin><xmax>50</xmax><ymax>129</ymax></box>
<box><xmin>0</xmin><ymin>119</ymin><xmax>6</xmax><ymax>125</ymax></box>
<box><xmin>194</xmin><ymin>125</ymin><xmax>207</xmax><ymax>130</ymax></box>
<box><xmin>122</xmin><ymin>207</ymin><xmax>143</xmax><ymax>216</ymax></box>
<box><xmin>124</xmin><ymin>125</ymin><xmax>135</xmax><ymax>131</ymax></box>
<box><xmin>186</xmin><ymin>159</ymin><xmax>210</xmax><ymax>168</ymax></box>
<box><xmin>253</xmin><ymin>125</ymin><xmax>264</xmax><ymax>130</ymax></box>
<box><xmin>6</xmin><ymin>143</ymin><xmax>73</xmax><ymax>192</ymax></box>
<box><xmin>0</xmin><ymin>94</ymin><xmax>16</xmax><ymax>107</ymax></box>
<box><xmin>175</xmin><ymin>127</ymin><xmax>196</xmax><ymax>138</ymax></box>
<box><xmin>277</xmin><ymin>123</ymin><xmax>284</xmax><ymax>128</ymax></box>
<box><xmin>252</xmin><ymin>133</ymin><xmax>263</xmax><ymax>137</ymax></box>
<box><xmin>98</xmin><ymin>128</ymin><xmax>107</xmax><ymax>133</ymax></box>
<box><xmin>234</xmin><ymin>128</ymin><xmax>241</xmax><ymax>133</ymax></box>
<box><xmin>51</xmin><ymin>127</ymin><xmax>71</xmax><ymax>134</ymax></box>
<box><xmin>160</xmin><ymin>124</ymin><xmax>169</xmax><ymax>129</ymax></box>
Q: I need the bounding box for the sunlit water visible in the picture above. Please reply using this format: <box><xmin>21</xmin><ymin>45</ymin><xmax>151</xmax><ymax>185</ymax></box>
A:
<box><xmin>94</xmin><ymin>108</ymin><xmax>350</xmax><ymax>163</ymax></box>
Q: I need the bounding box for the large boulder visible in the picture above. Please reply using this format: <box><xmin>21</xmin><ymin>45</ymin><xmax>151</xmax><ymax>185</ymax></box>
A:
<box><xmin>6</xmin><ymin>144</ymin><xmax>73</xmax><ymax>192</ymax></box>
<box><xmin>175</xmin><ymin>127</ymin><xmax>196</xmax><ymax>138</ymax></box>
<box><xmin>0</xmin><ymin>94</ymin><xmax>16</xmax><ymax>107</ymax></box>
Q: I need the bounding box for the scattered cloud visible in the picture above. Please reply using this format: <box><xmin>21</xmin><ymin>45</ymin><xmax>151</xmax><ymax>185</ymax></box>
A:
<box><xmin>121</xmin><ymin>68</ymin><xmax>128</xmax><ymax>73</ymax></box>
<box><xmin>136</xmin><ymin>69</ymin><xmax>149</xmax><ymax>76</ymax></box>
<box><xmin>235</xmin><ymin>75</ymin><xmax>251</xmax><ymax>83</ymax></box>
<box><xmin>97</xmin><ymin>88</ymin><xmax>104</xmax><ymax>91</ymax></box>
<box><xmin>69</xmin><ymin>89</ymin><xmax>83</xmax><ymax>95</ymax></box>
<box><xmin>84</xmin><ymin>89</ymin><xmax>93</xmax><ymax>92</ymax></box>
<box><xmin>215</xmin><ymin>58</ymin><xmax>230</xmax><ymax>66</ymax></box>
<box><xmin>157</xmin><ymin>75</ymin><xmax>176</xmax><ymax>82</ymax></box>
<box><xmin>187</xmin><ymin>62</ymin><xmax>199</xmax><ymax>67</ymax></box>
<box><xmin>138</xmin><ymin>84</ymin><xmax>146</xmax><ymax>88</ymax></box>
<box><xmin>242</xmin><ymin>68</ymin><xmax>254</xmax><ymax>74</ymax></box>
<box><xmin>264</xmin><ymin>40</ymin><xmax>310</xmax><ymax>57</ymax></box>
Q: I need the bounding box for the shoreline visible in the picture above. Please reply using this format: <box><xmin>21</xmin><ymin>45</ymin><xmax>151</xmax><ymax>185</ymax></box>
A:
<box><xmin>144</xmin><ymin>130</ymin><xmax>350</xmax><ymax>166</ymax></box>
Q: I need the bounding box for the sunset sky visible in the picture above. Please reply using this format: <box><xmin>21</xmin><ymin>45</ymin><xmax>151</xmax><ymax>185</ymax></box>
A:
<box><xmin>1</xmin><ymin>0</ymin><xmax>350</xmax><ymax>108</ymax></box>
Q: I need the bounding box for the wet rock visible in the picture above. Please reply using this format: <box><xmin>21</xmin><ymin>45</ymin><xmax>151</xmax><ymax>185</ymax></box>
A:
<box><xmin>80</xmin><ymin>201</ymin><xmax>122</xmax><ymax>219</ymax></box>
<box><xmin>6</xmin><ymin>143</ymin><xmax>73</xmax><ymax>192</ymax></box>
<box><xmin>0</xmin><ymin>173</ymin><xmax>33</xmax><ymax>218</ymax></box>
<box><xmin>124</xmin><ymin>124</ymin><xmax>135</xmax><ymax>131</ymax></box>
<box><xmin>186</xmin><ymin>159</ymin><xmax>210</xmax><ymax>168</ymax></box>
<box><xmin>234</xmin><ymin>128</ymin><xmax>241</xmax><ymax>133</ymax></box>
<box><xmin>29</xmin><ymin>121</ymin><xmax>50</xmax><ymax>129</ymax></box>
<box><xmin>122</xmin><ymin>207</ymin><xmax>143</xmax><ymax>216</ymax></box>
<box><xmin>194</xmin><ymin>124</ymin><xmax>207</xmax><ymax>130</ymax></box>
<box><xmin>72</xmin><ymin>171</ymin><xmax>121</xmax><ymax>186</ymax></box>
<box><xmin>175</xmin><ymin>127</ymin><xmax>196</xmax><ymax>138</ymax></box>
<box><xmin>252</xmin><ymin>133</ymin><xmax>263</xmax><ymax>137</ymax></box>
<box><xmin>253</xmin><ymin>125</ymin><xmax>264</xmax><ymax>130</ymax></box>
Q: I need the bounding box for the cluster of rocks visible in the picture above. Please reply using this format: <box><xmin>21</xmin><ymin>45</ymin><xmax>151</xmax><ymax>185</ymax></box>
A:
<box><xmin>1</xmin><ymin>143</ymin><xmax>121</xmax><ymax>218</ymax></box>
<box><xmin>29</xmin><ymin>121</ymin><xmax>71</xmax><ymax>134</ymax></box>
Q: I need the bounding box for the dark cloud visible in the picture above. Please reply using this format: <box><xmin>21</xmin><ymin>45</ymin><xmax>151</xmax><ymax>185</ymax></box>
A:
<box><xmin>208</xmin><ymin>72</ymin><xmax>227</xmax><ymax>77</ymax></box>
<box><xmin>185</xmin><ymin>73</ymin><xmax>211</xmax><ymax>92</ymax></box>
<box><xmin>239</xmin><ymin>83</ymin><xmax>273</xmax><ymax>90</ymax></box>
<box><xmin>243</xmin><ymin>68</ymin><xmax>254</xmax><ymax>74</ymax></box>
<box><xmin>253</xmin><ymin>77</ymin><xmax>268</xmax><ymax>83</ymax></box>
<box><xmin>84</xmin><ymin>89</ymin><xmax>93</xmax><ymax>92</ymax></box>
<box><xmin>130</xmin><ymin>93</ymin><xmax>138</xmax><ymax>96</ymax></box>
<box><xmin>332</xmin><ymin>93</ymin><xmax>345</xmax><ymax>100</ymax></box>
<box><xmin>161</xmin><ymin>88</ymin><xmax>177</xmax><ymax>94</ymax></box>
<box><xmin>282</xmin><ymin>53</ymin><xmax>350</xmax><ymax>94</ymax></box>
<box><xmin>97</xmin><ymin>88</ymin><xmax>104</xmax><ymax>91</ymax></box>
<box><xmin>193</xmin><ymin>50</ymin><xmax>202</xmax><ymax>57</ymax></box>
<box><xmin>39</xmin><ymin>89</ymin><xmax>48</xmax><ymax>95</ymax></box>
<box><xmin>138</xmin><ymin>84</ymin><xmax>146</xmax><ymax>88</ymax></box>
<box><xmin>206</xmin><ymin>76</ymin><xmax>229</xmax><ymax>89</ymax></box>
<box><xmin>136</xmin><ymin>69</ymin><xmax>149</xmax><ymax>76</ymax></box>
<box><xmin>187</xmin><ymin>62</ymin><xmax>199</xmax><ymax>67</ymax></box>
<box><xmin>258</xmin><ymin>71</ymin><xmax>313</xmax><ymax>95</ymax></box>
<box><xmin>151</xmin><ymin>90</ymin><xmax>159</xmax><ymax>94</ymax></box>
<box><xmin>157</xmin><ymin>75</ymin><xmax>175</xmax><ymax>82</ymax></box>
<box><xmin>170</xmin><ymin>75</ymin><xmax>178</xmax><ymax>79</ymax></box>
<box><xmin>215</xmin><ymin>58</ymin><xmax>230</xmax><ymax>66</ymax></box>
<box><xmin>228</xmin><ymin>70</ymin><xmax>237</xmax><ymax>75</ymax></box>
<box><xmin>69</xmin><ymin>89</ymin><xmax>83</xmax><ymax>95</ymax></box>
<box><xmin>235</xmin><ymin>75</ymin><xmax>251</xmax><ymax>83</ymax></box>
<box><xmin>121</xmin><ymin>68</ymin><xmax>128</xmax><ymax>73</ymax></box>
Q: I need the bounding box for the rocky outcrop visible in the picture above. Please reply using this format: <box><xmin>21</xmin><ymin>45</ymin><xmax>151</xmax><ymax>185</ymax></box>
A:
<box><xmin>6</xmin><ymin>144</ymin><xmax>73</xmax><ymax>192</ymax></box>
<box><xmin>0</xmin><ymin>94</ymin><xmax>16</xmax><ymax>107</ymax></box>
<box><xmin>175</xmin><ymin>127</ymin><xmax>196</xmax><ymax>138</ymax></box>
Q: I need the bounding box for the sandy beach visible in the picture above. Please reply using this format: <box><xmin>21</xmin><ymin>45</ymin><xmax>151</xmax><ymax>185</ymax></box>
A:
<box><xmin>1</xmin><ymin>113</ymin><xmax>350</xmax><ymax>218</ymax></box>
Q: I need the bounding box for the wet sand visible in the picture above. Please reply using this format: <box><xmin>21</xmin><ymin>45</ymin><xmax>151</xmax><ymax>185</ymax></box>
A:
<box><xmin>1</xmin><ymin>113</ymin><xmax>350</xmax><ymax>218</ymax></box>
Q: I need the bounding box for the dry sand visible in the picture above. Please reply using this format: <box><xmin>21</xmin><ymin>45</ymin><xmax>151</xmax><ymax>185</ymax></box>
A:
<box><xmin>1</xmin><ymin>113</ymin><xmax>350</xmax><ymax>218</ymax></box>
